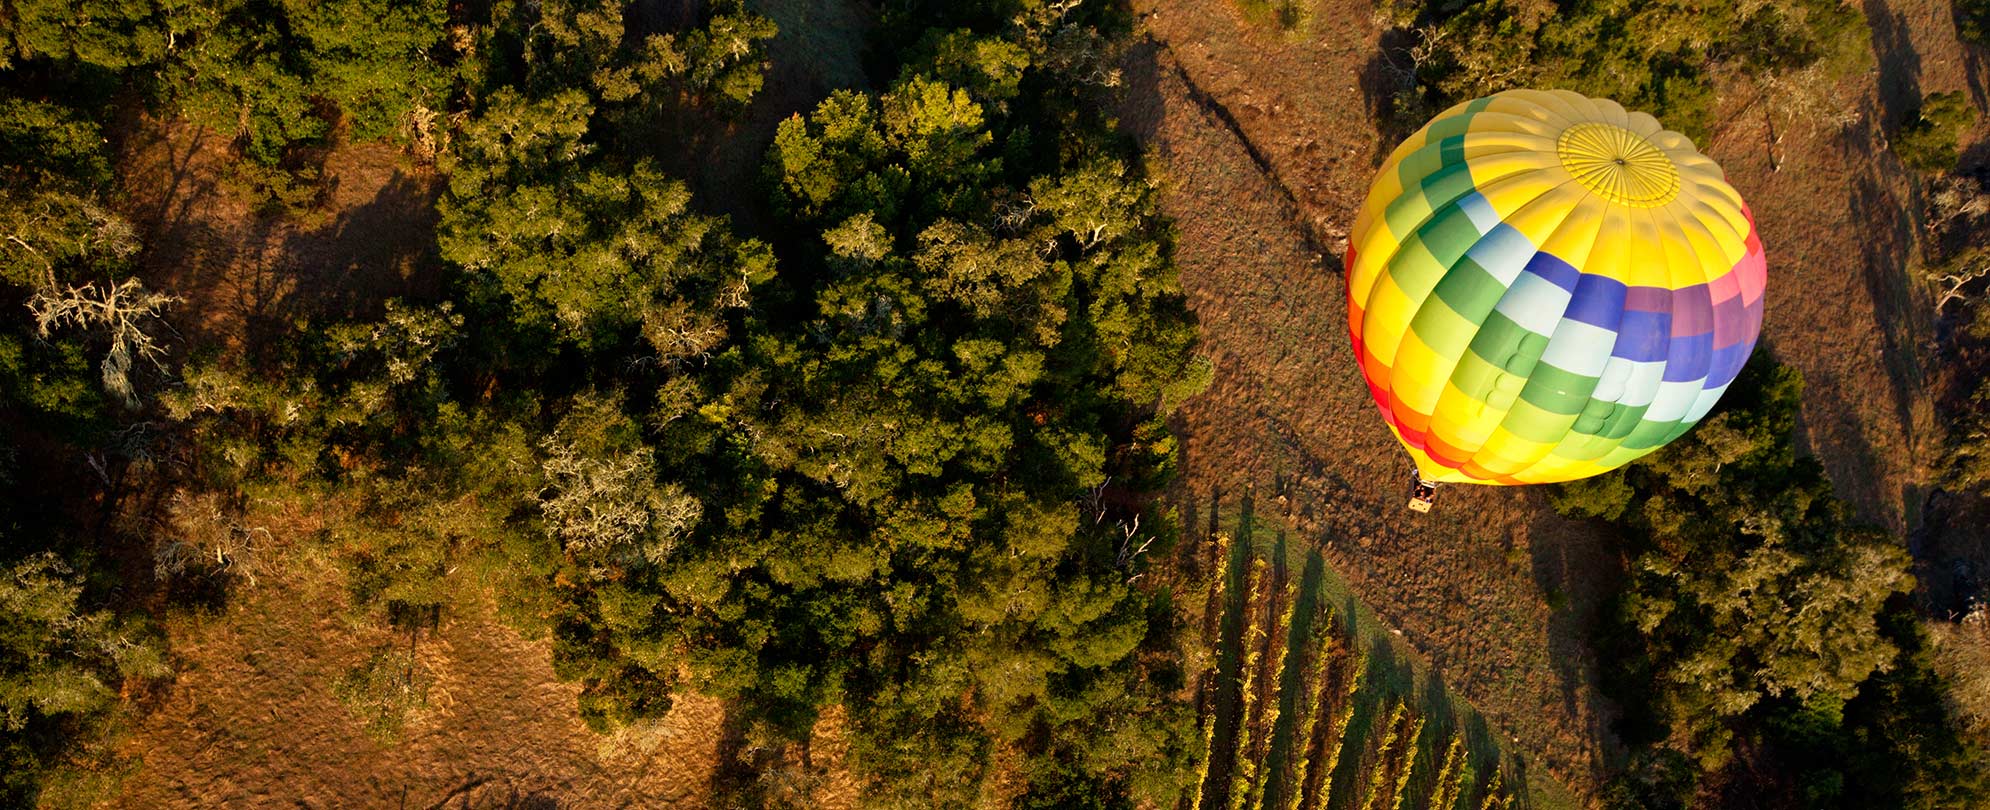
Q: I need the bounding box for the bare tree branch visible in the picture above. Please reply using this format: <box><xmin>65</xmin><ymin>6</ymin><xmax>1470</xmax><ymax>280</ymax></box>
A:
<box><xmin>27</xmin><ymin>278</ymin><xmax>178</xmax><ymax>409</ymax></box>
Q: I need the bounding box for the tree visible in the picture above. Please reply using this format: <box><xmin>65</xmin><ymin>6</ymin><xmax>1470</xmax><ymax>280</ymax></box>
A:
<box><xmin>0</xmin><ymin>0</ymin><xmax>175</xmax><ymax>73</ymax></box>
<box><xmin>161</xmin><ymin>0</ymin><xmax>452</xmax><ymax>163</ymax></box>
<box><xmin>423</xmin><ymin>0</ymin><xmax>780</xmax><ymax>736</ymax></box>
<box><xmin>0</xmin><ymin>554</ymin><xmax>167</xmax><ymax>808</ymax></box>
<box><xmin>438</xmin><ymin>0</ymin><xmax>776</xmax><ymax>353</ymax></box>
<box><xmin>152</xmin><ymin>490</ymin><xmax>279</xmax><ymax>587</ymax></box>
<box><xmin>467</xmin><ymin>0</ymin><xmax>772</xmax><ymax>137</ymax></box>
<box><xmin>1378</xmin><ymin>0</ymin><xmax>1869</xmax><ymax>140</ymax></box>
<box><xmin>559</xmin><ymin>13</ymin><xmax>1209</xmax><ymax>803</ymax></box>
<box><xmin>438</xmin><ymin>88</ymin><xmax>771</xmax><ymax>350</ymax></box>
<box><xmin>537</xmin><ymin>393</ymin><xmax>701</xmax><ymax>566</ymax></box>
<box><xmin>1558</xmin><ymin>361</ymin><xmax>1914</xmax><ymax>762</ymax></box>
<box><xmin>278</xmin><ymin>0</ymin><xmax>453</xmax><ymax>143</ymax></box>
<box><xmin>0</xmin><ymin>96</ymin><xmax>140</xmax><ymax>295</ymax></box>
<box><xmin>1556</xmin><ymin>358</ymin><xmax>1990</xmax><ymax>807</ymax></box>
<box><xmin>0</xmin><ymin>13</ymin><xmax>175</xmax><ymax>807</ymax></box>
<box><xmin>1894</xmin><ymin>91</ymin><xmax>1979</xmax><ymax>174</ymax></box>
<box><xmin>162</xmin><ymin>299</ymin><xmax>550</xmax><ymax>635</ymax></box>
<box><xmin>1942</xmin><ymin>312</ymin><xmax>1990</xmax><ymax>494</ymax></box>
<box><xmin>28</xmin><ymin>279</ymin><xmax>176</xmax><ymax>409</ymax></box>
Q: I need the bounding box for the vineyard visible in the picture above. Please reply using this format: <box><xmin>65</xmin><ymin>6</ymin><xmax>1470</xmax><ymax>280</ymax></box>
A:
<box><xmin>1181</xmin><ymin>494</ymin><xmax>1528</xmax><ymax>810</ymax></box>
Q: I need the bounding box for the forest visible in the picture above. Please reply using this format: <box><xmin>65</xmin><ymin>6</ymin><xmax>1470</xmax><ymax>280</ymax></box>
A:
<box><xmin>2</xmin><ymin>0</ymin><xmax>1989</xmax><ymax>809</ymax></box>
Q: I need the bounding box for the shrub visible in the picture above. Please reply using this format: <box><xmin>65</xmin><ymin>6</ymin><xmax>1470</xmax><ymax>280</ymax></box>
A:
<box><xmin>1384</xmin><ymin>0</ymin><xmax>1868</xmax><ymax>140</ymax></box>
<box><xmin>1894</xmin><ymin>91</ymin><xmax>1979</xmax><ymax>174</ymax></box>
<box><xmin>1959</xmin><ymin>0</ymin><xmax>1990</xmax><ymax>48</ymax></box>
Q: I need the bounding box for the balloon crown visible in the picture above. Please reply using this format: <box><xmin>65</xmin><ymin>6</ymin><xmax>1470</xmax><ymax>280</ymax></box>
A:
<box><xmin>1556</xmin><ymin>121</ymin><xmax>1680</xmax><ymax>208</ymax></box>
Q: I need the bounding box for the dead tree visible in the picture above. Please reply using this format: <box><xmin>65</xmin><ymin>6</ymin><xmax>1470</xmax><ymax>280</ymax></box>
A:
<box><xmin>27</xmin><ymin>278</ymin><xmax>178</xmax><ymax>408</ymax></box>
<box><xmin>1932</xmin><ymin>256</ymin><xmax>1990</xmax><ymax>313</ymax></box>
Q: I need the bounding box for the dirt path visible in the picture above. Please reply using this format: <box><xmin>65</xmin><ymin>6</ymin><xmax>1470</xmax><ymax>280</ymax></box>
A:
<box><xmin>1123</xmin><ymin>0</ymin><xmax>1984</xmax><ymax>802</ymax></box>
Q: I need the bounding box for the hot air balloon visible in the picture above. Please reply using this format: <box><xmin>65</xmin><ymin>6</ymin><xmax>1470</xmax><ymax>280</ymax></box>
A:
<box><xmin>1345</xmin><ymin>89</ymin><xmax>1765</xmax><ymax>507</ymax></box>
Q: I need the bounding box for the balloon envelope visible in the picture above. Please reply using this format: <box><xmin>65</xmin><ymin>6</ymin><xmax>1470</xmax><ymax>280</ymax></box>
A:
<box><xmin>1346</xmin><ymin>89</ymin><xmax>1765</xmax><ymax>485</ymax></box>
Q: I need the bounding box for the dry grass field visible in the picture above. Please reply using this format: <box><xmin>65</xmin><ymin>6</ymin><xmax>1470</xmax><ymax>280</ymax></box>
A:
<box><xmin>114</xmin><ymin>579</ymin><xmax>746</xmax><ymax>809</ymax></box>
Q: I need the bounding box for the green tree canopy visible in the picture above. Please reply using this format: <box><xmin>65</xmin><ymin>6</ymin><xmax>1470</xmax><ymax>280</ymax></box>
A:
<box><xmin>1558</xmin><ymin>362</ymin><xmax>1914</xmax><ymax>760</ymax></box>
<box><xmin>0</xmin><ymin>554</ymin><xmax>167</xmax><ymax>807</ymax></box>
<box><xmin>1380</xmin><ymin>0</ymin><xmax>1868</xmax><ymax>138</ymax></box>
<box><xmin>543</xmin><ymin>6</ymin><xmax>1208</xmax><ymax>805</ymax></box>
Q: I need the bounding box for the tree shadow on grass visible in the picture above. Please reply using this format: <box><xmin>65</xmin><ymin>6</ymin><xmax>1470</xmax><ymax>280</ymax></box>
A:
<box><xmin>134</xmin><ymin>152</ymin><xmax>442</xmax><ymax>356</ymax></box>
<box><xmin>1115</xmin><ymin>36</ymin><xmax>1167</xmax><ymax>146</ymax></box>
<box><xmin>1855</xmin><ymin>170</ymin><xmax>1936</xmax><ymax>536</ymax></box>
<box><xmin>259</xmin><ymin>169</ymin><xmax>443</xmax><ymax>330</ymax></box>
<box><xmin>1357</xmin><ymin>25</ymin><xmax>1424</xmax><ymax>160</ymax></box>
<box><xmin>1523</xmin><ymin>493</ymin><xmax>1629</xmax><ymax>786</ymax></box>
<box><xmin>1865</xmin><ymin>0</ymin><xmax>1924</xmax><ymax>135</ymax></box>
